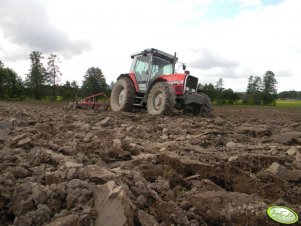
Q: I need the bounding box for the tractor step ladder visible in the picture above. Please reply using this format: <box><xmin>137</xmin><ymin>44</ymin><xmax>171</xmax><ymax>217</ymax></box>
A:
<box><xmin>133</xmin><ymin>96</ymin><xmax>143</xmax><ymax>106</ymax></box>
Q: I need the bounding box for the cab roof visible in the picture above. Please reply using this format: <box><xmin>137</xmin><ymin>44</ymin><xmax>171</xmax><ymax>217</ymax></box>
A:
<box><xmin>130</xmin><ymin>48</ymin><xmax>178</xmax><ymax>62</ymax></box>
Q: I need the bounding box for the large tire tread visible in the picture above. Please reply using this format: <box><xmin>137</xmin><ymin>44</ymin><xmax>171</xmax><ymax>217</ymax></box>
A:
<box><xmin>147</xmin><ymin>82</ymin><xmax>175</xmax><ymax>115</ymax></box>
<box><xmin>198</xmin><ymin>93</ymin><xmax>212</xmax><ymax>117</ymax></box>
<box><xmin>110</xmin><ymin>77</ymin><xmax>136</xmax><ymax>112</ymax></box>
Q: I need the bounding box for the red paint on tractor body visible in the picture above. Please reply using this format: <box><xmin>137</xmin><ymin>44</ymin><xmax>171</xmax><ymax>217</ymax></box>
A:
<box><xmin>129</xmin><ymin>72</ymin><xmax>139</xmax><ymax>92</ymax></box>
<box><xmin>159</xmin><ymin>73</ymin><xmax>187</xmax><ymax>82</ymax></box>
<box><xmin>159</xmin><ymin>73</ymin><xmax>187</xmax><ymax>95</ymax></box>
<box><xmin>127</xmin><ymin>72</ymin><xmax>187</xmax><ymax>95</ymax></box>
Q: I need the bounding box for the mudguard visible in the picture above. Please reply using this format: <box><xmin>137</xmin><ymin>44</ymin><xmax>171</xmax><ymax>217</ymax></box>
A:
<box><xmin>117</xmin><ymin>73</ymin><xmax>139</xmax><ymax>92</ymax></box>
<box><xmin>184</xmin><ymin>92</ymin><xmax>206</xmax><ymax>105</ymax></box>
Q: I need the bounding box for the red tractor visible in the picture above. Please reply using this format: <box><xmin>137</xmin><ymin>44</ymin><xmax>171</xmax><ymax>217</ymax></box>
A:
<box><xmin>110</xmin><ymin>48</ymin><xmax>211</xmax><ymax>116</ymax></box>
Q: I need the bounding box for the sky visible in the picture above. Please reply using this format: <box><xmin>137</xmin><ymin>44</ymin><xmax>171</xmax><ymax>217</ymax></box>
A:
<box><xmin>0</xmin><ymin>0</ymin><xmax>300</xmax><ymax>92</ymax></box>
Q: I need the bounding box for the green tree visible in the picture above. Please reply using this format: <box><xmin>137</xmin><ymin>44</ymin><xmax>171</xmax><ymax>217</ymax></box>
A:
<box><xmin>62</xmin><ymin>81</ymin><xmax>72</xmax><ymax>100</ymax></box>
<box><xmin>215</xmin><ymin>78</ymin><xmax>224</xmax><ymax>104</ymax></box>
<box><xmin>47</xmin><ymin>54</ymin><xmax>62</xmax><ymax>101</ymax></box>
<box><xmin>198</xmin><ymin>83</ymin><xmax>216</xmax><ymax>101</ymax></box>
<box><xmin>4</xmin><ymin>68</ymin><xmax>23</xmax><ymax>98</ymax></box>
<box><xmin>215</xmin><ymin>78</ymin><xmax>224</xmax><ymax>90</ymax></box>
<box><xmin>82</xmin><ymin>67</ymin><xmax>108</xmax><ymax>96</ymax></box>
<box><xmin>0</xmin><ymin>61</ymin><xmax>24</xmax><ymax>98</ymax></box>
<box><xmin>246</xmin><ymin>75</ymin><xmax>262</xmax><ymax>104</ymax></box>
<box><xmin>278</xmin><ymin>91</ymin><xmax>299</xmax><ymax>99</ymax></box>
<box><xmin>262</xmin><ymin>71</ymin><xmax>277</xmax><ymax>105</ymax></box>
<box><xmin>108</xmin><ymin>81</ymin><xmax>115</xmax><ymax>94</ymax></box>
<box><xmin>62</xmin><ymin>80</ymin><xmax>79</xmax><ymax>101</ymax></box>
<box><xmin>110</xmin><ymin>81</ymin><xmax>115</xmax><ymax>88</ymax></box>
<box><xmin>71</xmin><ymin>80</ymin><xmax>79</xmax><ymax>89</ymax></box>
<box><xmin>25</xmin><ymin>51</ymin><xmax>47</xmax><ymax>99</ymax></box>
<box><xmin>0</xmin><ymin>61</ymin><xmax>5</xmax><ymax>98</ymax></box>
<box><xmin>71</xmin><ymin>80</ymin><xmax>79</xmax><ymax>101</ymax></box>
<box><xmin>223</xmin><ymin>88</ymin><xmax>239</xmax><ymax>104</ymax></box>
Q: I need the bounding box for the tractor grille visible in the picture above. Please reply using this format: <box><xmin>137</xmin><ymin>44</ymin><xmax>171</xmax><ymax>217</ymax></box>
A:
<box><xmin>185</xmin><ymin>75</ymin><xmax>198</xmax><ymax>92</ymax></box>
<box><xmin>174</xmin><ymin>85</ymin><xmax>183</xmax><ymax>94</ymax></box>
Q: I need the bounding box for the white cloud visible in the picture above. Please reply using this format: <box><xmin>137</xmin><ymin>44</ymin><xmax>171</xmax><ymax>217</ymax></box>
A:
<box><xmin>235</xmin><ymin>0</ymin><xmax>262</xmax><ymax>8</ymax></box>
<box><xmin>0</xmin><ymin>0</ymin><xmax>300</xmax><ymax>92</ymax></box>
<box><xmin>183</xmin><ymin>0</ymin><xmax>301</xmax><ymax>91</ymax></box>
<box><xmin>190</xmin><ymin>48</ymin><xmax>239</xmax><ymax>70</ymax></box>
<box><xmin>0</xmin><ymin>0</ymin><xmax>91</xmax><ymax>59</ymax></box>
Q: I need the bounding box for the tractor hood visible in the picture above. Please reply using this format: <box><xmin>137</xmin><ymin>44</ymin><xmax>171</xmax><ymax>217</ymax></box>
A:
<box><xmin>159</xmin><ymin>73</ymin><xmax>199</xmax><ymax>95</ymax></box>
<box><xmin>159</xmin><ymin>73</ymin><xmax>187</xmax><ymax>84</ymax></box>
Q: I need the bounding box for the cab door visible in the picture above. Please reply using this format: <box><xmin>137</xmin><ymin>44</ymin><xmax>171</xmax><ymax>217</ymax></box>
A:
<box><xmin>131</xmin><ymin>55</ymin><xmax>151</xmax><ymax>93</ymax></box>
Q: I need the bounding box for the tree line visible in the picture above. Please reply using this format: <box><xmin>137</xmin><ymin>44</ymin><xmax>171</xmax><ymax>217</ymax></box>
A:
<box><xmin>198</xmin><ymin>71</ymin><xmax>293</xmax><ymax>105</ymax></box>
<box><xmin>198</xmin><ymin>78</ymin><xmax>240</xmax><ymax>104</ymax></box>
<box><xmin>1</xmin><ymin>55</ymin><xmax>299</xmax><ymax>105</ymax></box>
<box><xmin>0</xmin><ymin>51</ymin><xmax>110</xmax><ymax>101</ymax></box>
<box><xmin>278</xmin><ymin>90</ymin><xmax>301</xmax><ymax>99</ymax></box>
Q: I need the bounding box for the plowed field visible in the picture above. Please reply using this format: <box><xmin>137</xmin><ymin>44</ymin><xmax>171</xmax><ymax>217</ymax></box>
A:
<box><xmin>0</xmin><ymin>102</ymin><xmax>300</xmax><ymax>226</ymax></box>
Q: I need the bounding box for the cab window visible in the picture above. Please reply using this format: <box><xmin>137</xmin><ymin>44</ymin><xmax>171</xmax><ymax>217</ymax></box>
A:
<box><xmin>151</xmin><ymin>57</ymin><xmax>173</xmax><ymax>79</ymax></box>
<box><xmin>133</xmin><ymin>56</ymin><xmax>150</xmax><ymax>82</ymax></box>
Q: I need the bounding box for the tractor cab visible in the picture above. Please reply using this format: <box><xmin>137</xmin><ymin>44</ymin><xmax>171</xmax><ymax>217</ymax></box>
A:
<box><xmin>130</xmin><ymin>49</ymin><xmax>177</xmax><ymax>93</ymax></box>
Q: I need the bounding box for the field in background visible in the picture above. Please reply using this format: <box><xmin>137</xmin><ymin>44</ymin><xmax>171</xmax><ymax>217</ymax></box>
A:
<box><xmin>2</xmin><ymin>98</ymin><xmax>301</xmax><ymax>110</ymax></box>
<box><xmin>276</xmin><ymin>99</ymin><xmax>301</xmax><ymax>108</ymax></box>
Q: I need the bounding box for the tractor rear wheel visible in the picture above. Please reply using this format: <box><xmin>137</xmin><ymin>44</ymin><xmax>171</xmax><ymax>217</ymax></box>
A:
<box><xmin>147</xmin><ymin>82</ymin><xmax>175</xmax><ymax>115</ymax></box>
<box><xmin>110</xmin><ymin>77</ymin><xmax>136</xmax><ymax>112</ymax></box>
<box><xmin>195</xmin><ymin>93</ymin><xmax>212</xmax><ymax>117</ymax></box>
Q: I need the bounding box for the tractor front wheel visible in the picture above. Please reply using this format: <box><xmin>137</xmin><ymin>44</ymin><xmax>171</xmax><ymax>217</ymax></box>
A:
<box><xmin>195</xmin><ymin>93</ymin><xmax>212</xmax><ymax>117</ymax></box>
<box><xmin>147</xmin><ymin>82</ymin><xmax>175</xmax><ymax>115</ymax></box>
<box><xmin>110</xmin><ymin>77</ymin><xmax>136</xmax><ymax>112</ymax></box>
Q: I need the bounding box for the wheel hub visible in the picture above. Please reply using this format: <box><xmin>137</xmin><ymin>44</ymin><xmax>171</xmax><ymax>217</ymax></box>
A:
<box><xmin>119</xmin><ymin>89</ymin><xmax>125</xmax><ymax>105</ymax></box>
<box><xmin>154</xmin><ymin>93</ymin><xmax>163</xmax><ymax>110</ymax></box>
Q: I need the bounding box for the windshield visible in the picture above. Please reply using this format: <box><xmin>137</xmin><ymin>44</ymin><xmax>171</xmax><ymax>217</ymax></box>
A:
<box><xmin>151</xmin><ymin>56</ymin><xmax>173</xmax><ymax>79</ymax></box>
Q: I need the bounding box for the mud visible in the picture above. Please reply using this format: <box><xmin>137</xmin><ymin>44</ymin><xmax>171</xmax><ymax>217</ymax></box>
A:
<box><xmin>0</xmin><ymin>102</ymin><xmax>300</xmax><ymax>226</ymax></box>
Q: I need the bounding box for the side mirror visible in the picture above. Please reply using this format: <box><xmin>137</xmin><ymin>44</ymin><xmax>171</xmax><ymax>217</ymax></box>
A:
<box><xmin>182</xmin><ymin>64</ymin><xmax>186</xmax><ymax>70</ymax></box>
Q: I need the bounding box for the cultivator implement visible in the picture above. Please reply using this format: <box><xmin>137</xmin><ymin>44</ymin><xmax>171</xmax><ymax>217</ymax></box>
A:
<box><xmin>65</xmin><ymin>93</ymin><xmax>109</xmax><ymax>110</ymax></box>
